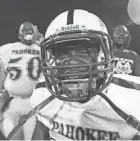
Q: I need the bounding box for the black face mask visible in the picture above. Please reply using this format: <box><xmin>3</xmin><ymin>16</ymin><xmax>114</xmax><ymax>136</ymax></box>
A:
<box><xmin>41</xmin><ymin>30</ymin><xmax>114</xmax><ymax>102</ymax></box>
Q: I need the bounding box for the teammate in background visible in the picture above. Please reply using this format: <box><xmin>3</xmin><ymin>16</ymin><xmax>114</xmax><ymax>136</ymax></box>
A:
<box><xmin>112</xmin><ymin>24</ymin><xmax>140</xmax><ymax>76</ymax></box>
<box><xmin>0</xmin><ymin>21</ymin><xmax>43</xmax><ymax>98</ymax></box>
<box><xmin>0</xmin><ymin>21</ymin><xmax>44</xmax><ymax>139</ymax></box>
<box><xmin>28</xmin><ymin>9</ymin><xmax>140</xmax><ymax>140</ymax></box>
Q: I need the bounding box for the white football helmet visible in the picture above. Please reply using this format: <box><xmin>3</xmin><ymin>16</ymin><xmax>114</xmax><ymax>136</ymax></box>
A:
<box><xmin>41</xmin><ymin>9</ymin><xmax>114</xmax><ymax>102</ymax></box>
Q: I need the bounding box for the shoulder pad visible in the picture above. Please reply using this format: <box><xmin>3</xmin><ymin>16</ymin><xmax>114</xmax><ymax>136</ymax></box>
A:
<box><xmin>112</xmin><ymin>76</ymin><xmax>140</xmax><ymax>91</ymax></box>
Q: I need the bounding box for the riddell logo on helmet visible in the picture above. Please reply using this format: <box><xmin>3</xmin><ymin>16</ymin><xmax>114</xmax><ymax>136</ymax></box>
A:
<box><xmin>55</xmin><ymin>25</ymin><xmax>88</xmax><ymax>34</ymax></box>
<box><xmin>61</xmin><ymin>25</ymin><xmax>80</xmax><ymax>32</ymax></box>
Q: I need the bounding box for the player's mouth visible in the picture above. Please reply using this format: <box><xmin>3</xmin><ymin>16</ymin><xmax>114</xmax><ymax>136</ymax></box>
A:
<box><xmin>24</xmin><ymin>34</ymin><xmax>33</xmax><ymax>40</ymax></box>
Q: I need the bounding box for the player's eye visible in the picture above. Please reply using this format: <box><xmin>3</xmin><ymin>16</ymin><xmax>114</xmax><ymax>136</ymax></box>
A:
<box><xmin>22</xmin><ymin>29</ymin><xmax>27</xmax><ymax>34</ymax></box>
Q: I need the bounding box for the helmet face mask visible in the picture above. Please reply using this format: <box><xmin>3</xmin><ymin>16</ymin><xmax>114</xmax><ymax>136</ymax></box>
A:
<box><xmin>18</xmin><ymin>21</ymin><xmax>37</xmax><ymax>45</ymax></box>
<box><xmin>41</xmin><ymin>30</ymin><xmax>114</xmax><ymax>103</ymax></box>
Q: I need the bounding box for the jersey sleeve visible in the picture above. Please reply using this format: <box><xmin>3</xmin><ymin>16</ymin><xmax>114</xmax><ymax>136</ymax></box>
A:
<box><xmin>0</xmin><ymin>43</ymin><xmax>13</xmax><ymax>67</ymax></box>
<box><xmin>106</xmin><ymin>74</ymin><xmax>140</xmax><ymax>121</ymax></box>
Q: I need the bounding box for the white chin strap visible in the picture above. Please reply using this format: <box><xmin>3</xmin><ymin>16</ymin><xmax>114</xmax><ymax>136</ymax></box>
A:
<box><xmin>24</xmin><ymin>34</ymin><xmax>33</xmax><ymax>40</ymax></box>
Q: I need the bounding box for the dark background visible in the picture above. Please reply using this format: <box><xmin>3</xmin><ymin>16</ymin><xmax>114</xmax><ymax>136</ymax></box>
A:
<box><xmin>0</xmin><ymin>0</ymin><xmax>140</xmax><ymax>54</ymax></box>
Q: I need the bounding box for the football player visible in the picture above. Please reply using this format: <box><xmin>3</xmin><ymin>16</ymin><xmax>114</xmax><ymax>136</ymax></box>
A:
<box><xmin>29</xmin><ymin>9</ymin><xmax>140</xmax><ymax>140</ymax></box>
<box><xmin>112</xmin><ymin>24</ymin><xmax>140</xmax><ymax>76</ymax></box>
<box><xmin>0</xmin><ymin>21</ymin><xmax>44</xmax><ymax>139</ymax></box>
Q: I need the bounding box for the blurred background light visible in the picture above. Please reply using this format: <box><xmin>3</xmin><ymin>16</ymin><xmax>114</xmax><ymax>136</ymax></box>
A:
<box><xmin>127</xmin><ymin>0</ymin><xmax>140</xmax><ymax>25</ymax></box>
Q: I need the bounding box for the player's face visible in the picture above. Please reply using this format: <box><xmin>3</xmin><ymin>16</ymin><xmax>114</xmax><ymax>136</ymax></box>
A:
<box><xmin>53</xmin><ymin>42</ymin><xmax>99</xmax><ymax>74</ymax></box>
<box><xmin>48</xmin><ymin>41</ymin><xmax>101</xmax><ymax>102</ymax></box>
<box><xmin>18</xmin><ymin>23</ymin><xmax>36</xmax><ymax>45</ymax></box>
<box><xmin>113</xmin><ymin>29</ymin><xmax>128</xmax><ymax>44</ymax></box>
<box><xmin>112</xmin><ymin>25</ymin><xmax>131</xmax><ymax>48</ymax></box>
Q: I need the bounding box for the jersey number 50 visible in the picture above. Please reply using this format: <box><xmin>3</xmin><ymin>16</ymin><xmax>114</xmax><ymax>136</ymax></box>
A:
<box><xmin>7</xmin><ymin>57</ymin><xmax>41</xmax><ymax>81</ymax></box>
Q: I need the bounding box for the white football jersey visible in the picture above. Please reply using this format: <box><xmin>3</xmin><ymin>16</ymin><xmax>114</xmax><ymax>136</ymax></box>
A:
<box><xmin>30</xmin><ymin>74</ymin><xmax>140</xmax><ymax>140</ymax></box>
<box><xmin>0</xmin><ymin>42</ymin><xmax>41</xmax><ymax>97</ymax></box>
<box><xmin>0</xmin><ymin>59</ymin><xmax>6</xmax><ymax>89</ymax></box>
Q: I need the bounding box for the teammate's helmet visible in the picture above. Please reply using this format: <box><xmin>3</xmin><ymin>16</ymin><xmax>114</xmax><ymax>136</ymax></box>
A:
<box><xmin>18</xmin><ymin>21</ymin><xmax>37</xmax><ymax>45</ymax></box>
<box><xmin>41</xmin><ymin>9</ymin><xmax>114</xmax><ymax>102</ymax></box>
<box><xmin>112</xmin><ymin>25</ymin><xmax>131</xmax><ymax>49</ymax></box>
